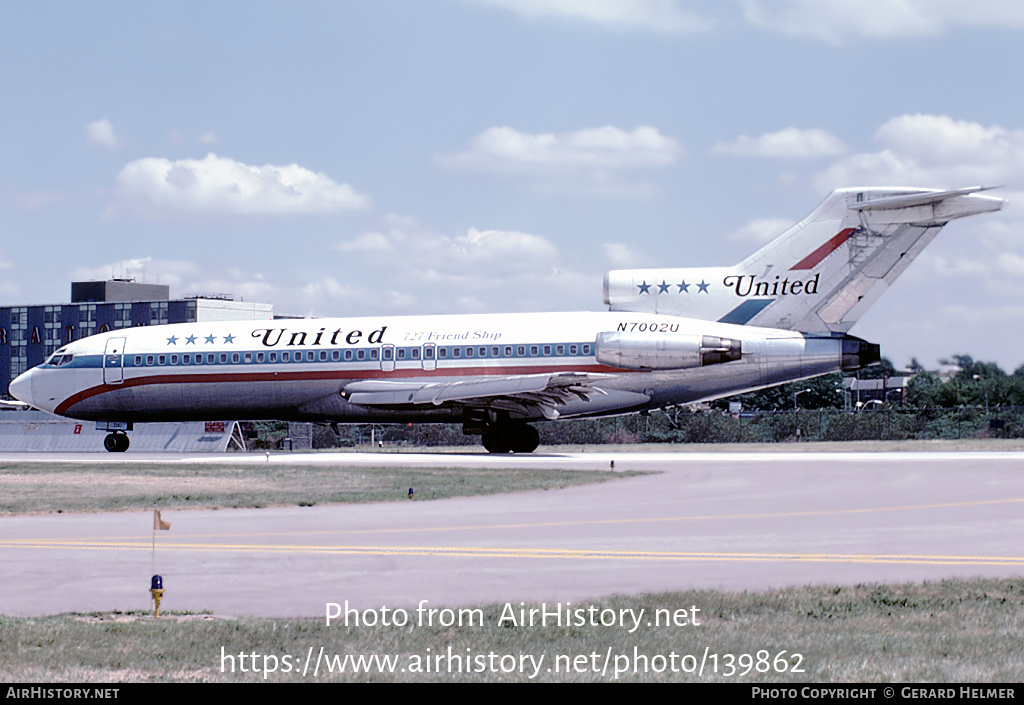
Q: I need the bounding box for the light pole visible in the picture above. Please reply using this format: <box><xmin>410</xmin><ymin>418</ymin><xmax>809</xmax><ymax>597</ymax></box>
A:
<box><xmin>972</xmin><ymin>374</ymin><xmax>990</xmax><ymax>412</ymax></box>
<box><xmin>793</xmin><ymin>388</ymin><xmax>812</xmax><ymax>410</ymax></box>
<box><xmin>837</xmin><ymin>386</ymin><xmax>848</xmax><ymax>411</ymax></box>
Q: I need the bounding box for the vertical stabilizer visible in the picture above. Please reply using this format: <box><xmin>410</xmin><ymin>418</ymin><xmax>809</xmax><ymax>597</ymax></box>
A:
<box><xmin>604</xmin><ymin>186</ymin><xmax>1003</xmax><ymax>333</ymax></box>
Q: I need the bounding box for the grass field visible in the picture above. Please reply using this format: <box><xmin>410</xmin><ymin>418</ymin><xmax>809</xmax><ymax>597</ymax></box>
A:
<box><xmin>0</xmin><ymin>461</ymin><xmax>644</xmax><ymax>515</ymax></box>
<box><xmin>3</xmin><ymin>580</ymin><xmax>1022</xmax><ymax>682</ymax></box>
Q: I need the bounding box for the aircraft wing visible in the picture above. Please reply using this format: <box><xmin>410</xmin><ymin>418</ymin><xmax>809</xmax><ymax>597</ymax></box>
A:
<box><xmin>342</xmin><ymin>372</ymin><xmax>610</xmax><ymax>420</ymax></box>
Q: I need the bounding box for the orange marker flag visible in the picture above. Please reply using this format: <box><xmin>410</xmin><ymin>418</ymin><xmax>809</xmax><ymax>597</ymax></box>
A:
<box><xmin>153</xmin><ymin>510</ymin><xmax>171</xmax><ymax>531</ymax></box>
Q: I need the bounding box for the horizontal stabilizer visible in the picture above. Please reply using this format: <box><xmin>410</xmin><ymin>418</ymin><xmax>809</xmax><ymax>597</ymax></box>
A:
<box><xmin>849</xmin><ymin>186</ymin><xmax>1000</xmax><ymax>211</ymax></box>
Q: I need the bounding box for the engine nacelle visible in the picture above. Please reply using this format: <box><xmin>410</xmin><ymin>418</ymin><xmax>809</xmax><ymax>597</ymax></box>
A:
<box><xmin>595</xmin><ymin>332</ymin><xmax>741</xmax><ymax>370</ymax></box>
<box><xmin>841</xmin><ymin>335</ymin><xmax>881</xmax><ymax>371</ymax></box>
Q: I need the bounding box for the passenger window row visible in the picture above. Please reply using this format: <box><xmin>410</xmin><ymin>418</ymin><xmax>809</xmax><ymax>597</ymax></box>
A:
<box><xmin>129</xmin><ymin>343</ymin><xmax>592</xmax><ymax>366</ymax></box>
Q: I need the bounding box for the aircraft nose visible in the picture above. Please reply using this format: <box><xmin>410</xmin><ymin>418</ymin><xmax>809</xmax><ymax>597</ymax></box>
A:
<box><xmin>8</xmin><ymin>369</ymin><xmax>35</xmax><ymax>407</ymax></box>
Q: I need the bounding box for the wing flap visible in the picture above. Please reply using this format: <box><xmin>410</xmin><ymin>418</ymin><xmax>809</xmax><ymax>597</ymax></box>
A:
<box><xmin>343</xmin><ymin>372</ymin><xmax>609</xmax><ymax>409</ymax></box>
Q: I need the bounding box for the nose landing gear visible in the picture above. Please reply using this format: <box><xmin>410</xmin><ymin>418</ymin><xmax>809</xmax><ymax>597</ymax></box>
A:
<box><xmin>103</xmin><ymin>432</ymin><xmax>130</xmax><ymax>453</ymax></box>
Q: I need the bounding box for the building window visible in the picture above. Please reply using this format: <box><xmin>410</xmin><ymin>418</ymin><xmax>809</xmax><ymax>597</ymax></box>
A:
<box><xmin>150</xmin><ymin>302</ymin><xmax>169</xmax><ymax>326</ymax></box>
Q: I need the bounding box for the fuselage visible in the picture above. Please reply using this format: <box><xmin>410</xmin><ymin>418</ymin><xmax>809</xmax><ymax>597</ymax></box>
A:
<box><xmin>9</xmin><ymin>310</ymin><xmax>861</xmax><ymax>424</ymax></box>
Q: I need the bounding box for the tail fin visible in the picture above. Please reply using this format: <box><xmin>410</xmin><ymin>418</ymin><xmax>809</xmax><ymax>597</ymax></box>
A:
<box><xmin>604</xmin><ymin>186</ymin><xmax>1003</xmax><ymax>333</ymax></box>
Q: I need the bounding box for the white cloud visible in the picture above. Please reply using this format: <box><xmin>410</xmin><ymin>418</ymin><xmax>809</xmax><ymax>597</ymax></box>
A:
<box><xmin>726</xmin><ymin>218</ymin><xmax>796</xmax><ymax>245</ymax></box>
<box><xmin>712</xmin><ymin>128</ymin><xmax>847</xmax><ymax>159</ymax></box>
<box><xmin>903</xmin><ymin>216</ymin><xmax>1024</xmax><ymax>297</ymax></box>
<box><xmin>197</xmin><ymin>131</ymin><xmax>219</xmax><ymax>144</ymax></box>
<box><xmin>440</xmin><ymin>125</ymin><xmax>682</xmax><ymax>171</ymax></box>
<box><xmin>337</xmin><ymin>218</ymin><xmax>560</xmax><ymax>286</ymax></box>
<box><xmin>742</xmin><ymin>0</ymin><xmax>1024</xmax><ymax>43</ymax></box>
<box><xmin>603</xmin><ymin>242</ymin><xmax>655</xmax><ymax>268</ymax></box>
<box><xmin>815</xmin><ymin>114</ymin><xmax>1024</xmax><ymax>189</ymax></box>
<box><xmin>466</xmin><ymin>0</ymin><xmax>712</xmax><ymax>33</ymax></box>
<box><xmin>298</xmin><ymin>278</ymin><xmax>422</xmax><ymax>316</ymax></box>
<box><xmin>330</xmin><ymin>216</ymin><xmax>604</xmax><ymax>315</ymax></box>
<box><xmin>86</xmin><ymin>119</ymin><xmax>121</xmax><ymax>149</ymax></box>
<box><xmin>112</xmin><ymin>153</ymin><xmax>369</xmax><ymax>218</ymax></box>
<box><xmin>437</xmin><ymin>125</ymin><xmax>680</xmax><ymax>197</ymax></box>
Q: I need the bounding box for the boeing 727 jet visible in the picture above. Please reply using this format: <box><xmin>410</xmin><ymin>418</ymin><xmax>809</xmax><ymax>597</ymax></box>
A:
<box><xmin>9</xmin><ymin>187</ymin><xmax>1003</xmax><ymax>452</ymax></box>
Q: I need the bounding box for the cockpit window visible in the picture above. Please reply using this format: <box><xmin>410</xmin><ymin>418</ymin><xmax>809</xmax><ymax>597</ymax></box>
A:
<box><xmin>46</xmin><ymin>354</ymin><xmax>74</xmax><ymax>367</ymax></box>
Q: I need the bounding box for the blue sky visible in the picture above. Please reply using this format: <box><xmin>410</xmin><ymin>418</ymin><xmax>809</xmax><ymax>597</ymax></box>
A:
<box><xmin>2</xmin><ymin>1</ymin><xmax>1023</xmax><ymax>370</ymax></box>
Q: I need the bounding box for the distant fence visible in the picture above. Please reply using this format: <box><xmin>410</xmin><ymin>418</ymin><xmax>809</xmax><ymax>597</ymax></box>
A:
<box><xmin>281</xmin><ymin>406</ymin><xmax>1024</xmax><ymax>449</ymax></box>
<box><xmin>607</xmin><ymin>406</ymin><xmax>1024</xmax><ymax>444</ymax></box>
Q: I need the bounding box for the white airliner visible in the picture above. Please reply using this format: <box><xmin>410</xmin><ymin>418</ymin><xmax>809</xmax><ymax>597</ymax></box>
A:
<box><xmin>9</xmin><ymin>186</ymin><xmax>1003</xmax><ymax>453</ymax></box>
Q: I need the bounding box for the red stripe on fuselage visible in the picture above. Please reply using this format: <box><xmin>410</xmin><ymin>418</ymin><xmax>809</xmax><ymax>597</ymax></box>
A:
<box><xmin>53</xmin><ymin>363</ymin><xmax>618</xmax><ymax>417</ymax></box>
<box><xmin>789</xmin><ymin>228</ymin><xmax>855</xmax><ymax>271</ymax></box>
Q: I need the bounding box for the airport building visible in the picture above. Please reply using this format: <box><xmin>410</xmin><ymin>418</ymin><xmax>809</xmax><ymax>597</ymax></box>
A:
<box><xmin>843</xmin><ymin>375</ymin><xmax>913</xmax><ymax>408</ymax></box>
<box><xmin>1</xmin><ymin>279</ymin><xmax>273</xmax><ymax>397</ymax></box>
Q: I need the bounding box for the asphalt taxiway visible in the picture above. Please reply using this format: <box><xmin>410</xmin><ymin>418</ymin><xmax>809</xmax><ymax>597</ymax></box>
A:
<box><xmin>2</xmin><ymin>449</ymin><xmax>1023</xmax><ymax>617</ymax></box>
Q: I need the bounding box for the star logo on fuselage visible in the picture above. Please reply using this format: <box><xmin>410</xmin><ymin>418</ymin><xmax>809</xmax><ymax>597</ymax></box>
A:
<box><xmin>697</xmin><ymin>280</ymin><xmax>710</xmax><ymax>294</ymax></box>
<box><xmin>677</xmin><ymin>280</ymin><xmax>690</xmax><ymax>293</ymax></box>
<box><xmin>657</xmin><ymin>280</ymin><xmax>670</xmax><ymax>294</ymax></box>
<box><xmin>204</xmin><ymin>334</ymin><xmax>216</xmax><ymax>344</ymax></box>
<box><xmin>185</xmin><ymin>335</ymin><xmax>197</xmax><ymax>345</ymax></box>
<box><xmin>637</xmin><ymin>281</ymin><xmax>651</xmax><ymax>294</ymax></box>
<box><xmin>166</xmin><ymin>335</ymin><xmax>178</xmax><ymax>345</ymax></box>
<box><xmin>223</xmin><ymin>334</ymin><xmax>235</xmax><ymax>344</ymax></box>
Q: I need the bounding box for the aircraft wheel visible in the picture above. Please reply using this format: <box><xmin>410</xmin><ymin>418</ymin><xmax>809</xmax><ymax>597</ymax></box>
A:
<box><xmin>104</xmin><ymin>433</ymin><xmax>130</xmax><ymax>453</ymax></box>
<box><xmin>509</xmin><ymin>424</ymin><xmax>539</xmax><ymax>453</ymax></box>
<box><xmin>482</xmin><ymin>424</ymin><xmax>539</xmax><ymax>454</ymax></box>
<box><xmin>482</xmin><ymin>428</ymin><xmax>511</xmax><ymax>454</ymax></box>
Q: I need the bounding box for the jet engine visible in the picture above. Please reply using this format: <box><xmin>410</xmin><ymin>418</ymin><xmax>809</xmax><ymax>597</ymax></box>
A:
<box><xmin>595</xmin><ymin>332</ymin><xmax>741</xmax><ymax>371</ymax></box>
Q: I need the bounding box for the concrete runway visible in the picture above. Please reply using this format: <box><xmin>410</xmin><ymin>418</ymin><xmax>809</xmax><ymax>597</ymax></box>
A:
<box><xmin>2</xmin><ymin>449</ymin><xmax>1023</xmax><ymax>617</ymax></box>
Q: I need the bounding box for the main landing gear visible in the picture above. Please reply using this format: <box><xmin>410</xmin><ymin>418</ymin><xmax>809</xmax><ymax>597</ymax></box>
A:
<box><xmin>103</xmin><ymin>432</ymin><xmax>130</xmax><ymax>453</ymax></box>
<box><xmin>481</xmin><ymin>423</ymin><xmax>540</xmax><ymax>454</ymax></box>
